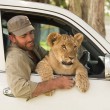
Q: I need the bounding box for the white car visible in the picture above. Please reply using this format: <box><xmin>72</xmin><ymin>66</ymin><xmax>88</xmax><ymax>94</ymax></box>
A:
<box><xmin>0</xmin><ymin>0</ymin><xmax>110</xmax><ymax>110</ymax></box>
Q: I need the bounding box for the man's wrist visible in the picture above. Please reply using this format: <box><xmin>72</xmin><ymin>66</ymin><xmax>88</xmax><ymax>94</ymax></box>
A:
<box><xmin>32</xmin><ymin>78</ymin><xmax>58</xmax><ymax>97</ymax></box>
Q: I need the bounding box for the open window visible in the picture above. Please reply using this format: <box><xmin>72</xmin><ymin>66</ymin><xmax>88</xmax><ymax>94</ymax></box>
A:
<box><xmin>1</xmin><ymin>10</ymin><xmax>105</xmax><ymax>78</ymax></box>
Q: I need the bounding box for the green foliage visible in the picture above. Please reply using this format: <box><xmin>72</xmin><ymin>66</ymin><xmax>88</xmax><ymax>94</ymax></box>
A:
<box><xmin>49</xmin><ymin>0</ymin><xmax>69</xmax><ymax>8</ymax></box>
<box><xmin>105</xmin><ymin>0</ymin><xmax>110</xmax><ymax>9</ymax></box>
<box><xmin>40</xmin><ymin>41</ymin><xmax>50</xmax><ymax>51</ymax></box>
<box><xmin>105</xmin><ymin>0</ymin><xmax>110</xmax><ymax>16</ymax></box>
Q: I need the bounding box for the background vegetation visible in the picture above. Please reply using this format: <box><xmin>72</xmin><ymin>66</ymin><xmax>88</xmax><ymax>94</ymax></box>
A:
<box><xmin>23</xmin><ymin>0</ymin><xmax>110</xmax><ymax>39</ymax></box>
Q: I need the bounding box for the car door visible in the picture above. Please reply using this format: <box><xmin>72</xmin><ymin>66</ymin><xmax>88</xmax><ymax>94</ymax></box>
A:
<box><xmin>0</xmin><ymin>1</ymin><xmax>110</xmax><ymax>110</ymax></box>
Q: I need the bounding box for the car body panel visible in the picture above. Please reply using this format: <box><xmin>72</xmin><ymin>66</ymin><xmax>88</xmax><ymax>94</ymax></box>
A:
<box><xmin>0</xmin><ymin>0</ymin><xmax>110</xmax><ymax>71</ymax></box>
<box><xmin>0</xmin><ymin>0</ymin><xmax>110</xmax><ymax>110</ymax></box>
<box><xmin>0</xmin><ymin>73</ymin><xmax>110</xmax><ymax>110</ymax></box>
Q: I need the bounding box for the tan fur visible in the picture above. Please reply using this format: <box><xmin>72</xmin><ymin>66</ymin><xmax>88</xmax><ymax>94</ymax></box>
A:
<box><xmin>35</xmin><ymin>32</ymin><xmax>89</xmax><ymax>96</ymax></box>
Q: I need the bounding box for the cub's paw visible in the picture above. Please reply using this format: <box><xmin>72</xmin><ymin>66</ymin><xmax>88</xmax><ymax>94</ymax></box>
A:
<box><xmin>75</xmin><ymin>73</ymin><xmax>89</xmax><ymax>92</ymax></box>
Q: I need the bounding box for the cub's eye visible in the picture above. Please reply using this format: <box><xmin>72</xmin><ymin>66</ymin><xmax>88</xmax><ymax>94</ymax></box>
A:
<box><xmin>62</xmin><ymin>45</ymin><xmax>66</xmax><ymax>49</ymax></box>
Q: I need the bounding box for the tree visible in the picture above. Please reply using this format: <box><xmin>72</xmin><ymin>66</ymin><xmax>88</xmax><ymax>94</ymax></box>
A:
<box><xmin>69</xmin><ymin>0</ymin><xmax>106</xmax><ymax>37</ymax></box>
<box><xmin>52</xmin><ymin>0</ymin><xmax>68</xmax><ymax>8</ymax></box>
<box><xmin>88</xmin><ymin>0</ymin><xmax>105</xmax><ymax>37</ymax></box>
<box><xmin>25</xmin><ymin>0</ymin><xmax>106</xmax><ymax>37</ymax></box>
<box><xmin>69</xmin><ymin>0</ymin><xmax>82</xmax><ymax>18</ymax></box>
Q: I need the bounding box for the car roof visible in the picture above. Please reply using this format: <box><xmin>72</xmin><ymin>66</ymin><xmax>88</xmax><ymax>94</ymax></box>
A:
<box><xmin>0</xmin><ymin>0</ymin><xmax>110</xmax><ymax>53</ymax></box>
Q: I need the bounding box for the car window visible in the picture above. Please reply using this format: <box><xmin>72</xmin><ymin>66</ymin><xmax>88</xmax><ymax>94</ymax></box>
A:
<box><xmin>40</xmin><ymin>24</ymin><xmax>59</xmax><ymax>50</ymax></box>
<box><xmin>32</xmin><ymin>23</ymin><xmax>67</xmax><ymax>51</ymax></box>
<box><xmin>2</xmin><ymin>19</ymin><xmax>10</xmax><ymax>54</ymax></box>
<box><xmin>1</xmin><ymin>12</ymin><xmax>68</xmax><ymax>52</ymax></box>
<box><xmin>1</xmin><ymin>10</ymin><xmax>105</xmax><ymax>78</ymax></box>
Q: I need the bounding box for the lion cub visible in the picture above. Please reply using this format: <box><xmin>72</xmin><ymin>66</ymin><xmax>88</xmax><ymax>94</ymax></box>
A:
<box><xmin>35</xmin><ymin>32</ymin><xmax>89</xmax><ymax>95</ymax></box>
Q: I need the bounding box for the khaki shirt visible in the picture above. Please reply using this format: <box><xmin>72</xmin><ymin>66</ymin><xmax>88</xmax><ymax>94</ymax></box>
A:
<box><xmin>6</xmin><ymin>44</ymin><xmax>47</xmax><ymax>99</ymax></box>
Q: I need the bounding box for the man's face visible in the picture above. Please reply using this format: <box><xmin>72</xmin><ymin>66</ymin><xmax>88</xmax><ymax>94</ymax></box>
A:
<box><xmin>13</xmin><ymin>30</ymin><xmax>35</xmax><ymax>51</ymax></box>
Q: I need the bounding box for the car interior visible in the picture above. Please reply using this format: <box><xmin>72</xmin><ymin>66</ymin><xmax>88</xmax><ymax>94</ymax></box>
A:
<box><xmin>1</xmin><ymin>10</ymin><xmax>105</xmax><ymax>78</ymax></box>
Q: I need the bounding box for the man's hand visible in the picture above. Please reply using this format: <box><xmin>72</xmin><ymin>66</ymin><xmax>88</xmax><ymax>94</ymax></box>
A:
<box><xmin>32</xmin><ymin>76</ymin><xmax>75</xmax><ymax>97</ymax></box>
<box><xmin>54</xmin><ymin>76</ymin><xmax>75</xmax><ymax>89</ymax></box>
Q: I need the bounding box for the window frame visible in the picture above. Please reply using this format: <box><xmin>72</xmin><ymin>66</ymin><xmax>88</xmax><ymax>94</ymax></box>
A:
<box><xmin>0</xmin><ymin>7</ymin><xmax>109</xmax><ymax>73</ymax></box>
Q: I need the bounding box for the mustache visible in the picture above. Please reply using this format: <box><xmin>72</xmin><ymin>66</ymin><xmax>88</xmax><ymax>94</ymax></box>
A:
<box><xmin>27</xmin><ymin>41</ymin><xmax>34</xmax><ymax>44</ymax></box>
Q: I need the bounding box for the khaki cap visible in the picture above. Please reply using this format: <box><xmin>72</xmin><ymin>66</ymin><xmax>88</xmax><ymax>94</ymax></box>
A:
<box><xmin>7</xmin><ymin>15</ymin><xmax>34</xmax><ymax>36</ymax></box>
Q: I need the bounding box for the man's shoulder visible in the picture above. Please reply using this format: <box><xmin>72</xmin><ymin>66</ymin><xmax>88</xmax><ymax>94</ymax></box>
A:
<box><xmin>6</xmin><ymin>46</ymin><xmax>26</xmax><ymax>59</ymax></box>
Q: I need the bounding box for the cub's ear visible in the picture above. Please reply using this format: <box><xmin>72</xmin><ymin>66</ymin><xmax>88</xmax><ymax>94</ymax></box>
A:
<box><xmin>73</xmin><ymin>33</ymin><xmax>84</xmax><ymax>47</ymax></box>
<box><xmin>47</xmin><ymin>32</ymin><xmax>61</xmax><ymax>47</ymax></box>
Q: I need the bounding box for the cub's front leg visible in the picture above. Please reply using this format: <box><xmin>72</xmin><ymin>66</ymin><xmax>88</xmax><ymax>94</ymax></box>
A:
<box><xmin>35</xmin><ymin>58</ymin><xmax>54</xmax><ymax>96</ymax></box>
<box><xmin>75</xmin><ymin>66</ymin><xmax>89</xmax><ymax>92</ymax></box>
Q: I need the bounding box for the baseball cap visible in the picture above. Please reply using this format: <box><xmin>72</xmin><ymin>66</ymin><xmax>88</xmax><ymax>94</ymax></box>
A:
<box><xmin>7</xmin><ymin>15</ymin><xmax>34</xmax><ymax>36</ymax></box>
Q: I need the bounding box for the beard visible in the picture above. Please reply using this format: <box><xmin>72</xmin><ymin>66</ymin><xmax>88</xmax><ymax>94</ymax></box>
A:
<box><xmin>15</xmin><ymin>39</ymin><xmax>35</xmax><ymax>51</ymax></box>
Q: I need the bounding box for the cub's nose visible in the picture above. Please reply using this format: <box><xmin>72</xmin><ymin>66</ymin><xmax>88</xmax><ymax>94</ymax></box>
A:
<box><xmin>69</xmin><ymin>56</ymin><xmax>74</xmax><ymax>60</ymax></box>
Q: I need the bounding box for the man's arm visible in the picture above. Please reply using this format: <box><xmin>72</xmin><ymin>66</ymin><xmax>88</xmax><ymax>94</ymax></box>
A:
<box><xmin>32</xmin><ymin>76</ymin><xmax>75</xmax><ymax>97</ymax></box>
<box><xmin>6</xmin><ymin>51</ymin><xmax>37</xmax><ymax>99</ymax></box>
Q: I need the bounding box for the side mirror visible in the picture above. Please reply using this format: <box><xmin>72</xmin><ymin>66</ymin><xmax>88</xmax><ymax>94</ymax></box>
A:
<box><xmin>105</xmin><ymin>54</ymin><xmax>110</xmax><ymax>80</ymax></box>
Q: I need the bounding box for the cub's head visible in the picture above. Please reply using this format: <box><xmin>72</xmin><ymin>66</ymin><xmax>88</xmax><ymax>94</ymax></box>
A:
<box><xmin>47</xmin><ymin>32</ymin><xmax>83</xmax><ymax>67</ymax></box>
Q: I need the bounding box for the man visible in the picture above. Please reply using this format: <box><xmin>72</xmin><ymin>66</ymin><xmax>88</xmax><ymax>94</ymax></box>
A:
<box><xmin>6</xmin><ymin>15</ymin><xmax>74</xmax><ymax>100</ymax></box>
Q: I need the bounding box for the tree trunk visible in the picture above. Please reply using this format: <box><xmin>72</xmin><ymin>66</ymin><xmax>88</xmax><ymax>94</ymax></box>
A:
<box><xmin>81</xmin><ymin>0</ymin><xmax>90</xmax><ymax>22</ymax></box>
<box><xmin>69</xmin><ymin>0</ymin><xmax>106</xmax><ymax>37</ymax></box>
<box><xmin>69</xmin><ymin>0</ymin><xmax>82</xmax><ymax>18</ymax></box>
<box><xmin>88</xmin><ymin>0</ymin><xmax>106</xmax><ymax>37</ymax></box>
